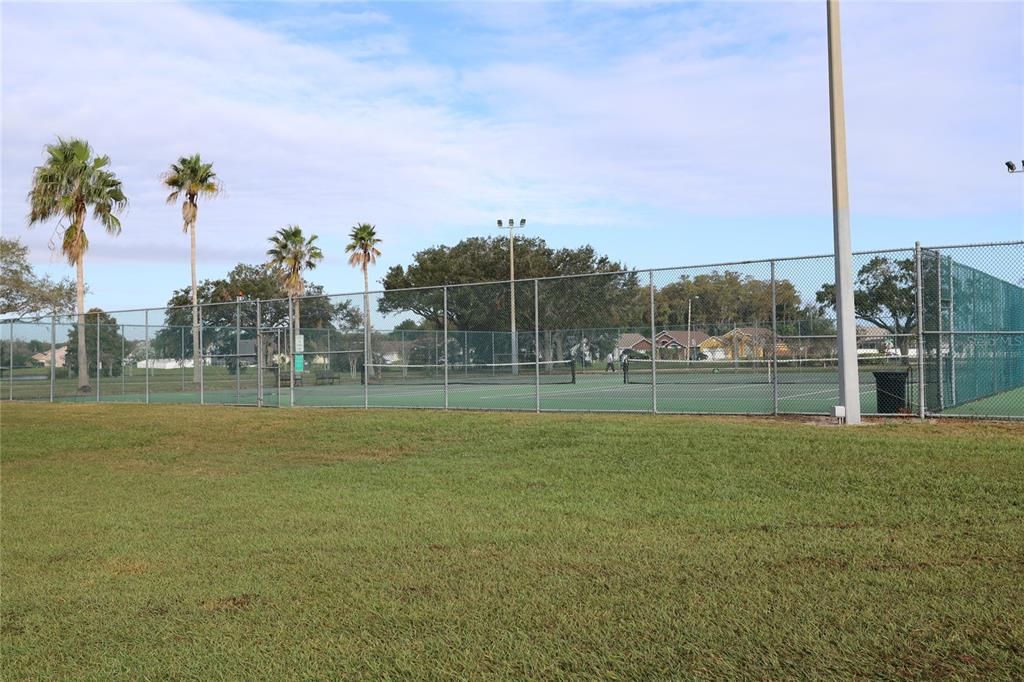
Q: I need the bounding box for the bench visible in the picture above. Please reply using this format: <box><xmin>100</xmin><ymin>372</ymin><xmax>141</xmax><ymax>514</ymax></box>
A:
<box><xmin>315</xmin><ymin>372</ymin><xmax>338</xmax><ymax>386</ymax></box>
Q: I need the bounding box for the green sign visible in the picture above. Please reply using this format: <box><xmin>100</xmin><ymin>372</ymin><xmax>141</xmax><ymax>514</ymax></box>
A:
<box><xmin>294</xmin><ymin>355</ymin><xmax>304</xmax><ymax>372</ymax></box>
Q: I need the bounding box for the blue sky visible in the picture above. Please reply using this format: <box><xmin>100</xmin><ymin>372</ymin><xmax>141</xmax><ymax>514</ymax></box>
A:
<box><xmin>2</xmin><ymin>1</ymin><xmax>1022</xmax><ymax>313</ymax></box>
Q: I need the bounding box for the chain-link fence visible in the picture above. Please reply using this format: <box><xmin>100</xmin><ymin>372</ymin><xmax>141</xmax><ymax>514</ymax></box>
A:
<box><xmin>3</xmin><ymin>241</ymin><xmax>1021</xmax><ymax>419</ymax></box>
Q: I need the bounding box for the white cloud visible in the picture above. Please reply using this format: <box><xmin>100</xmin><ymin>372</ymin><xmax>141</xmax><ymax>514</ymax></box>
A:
<box><xmin>2</xmin><ymin>0</ymin><xmax>1021</xmax><ymax>311</ymax></box>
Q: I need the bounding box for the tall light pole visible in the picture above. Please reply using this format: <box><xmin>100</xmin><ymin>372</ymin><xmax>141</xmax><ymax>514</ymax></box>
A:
<box><xmin>498</xmin><ymin>218</ymin><xmax>526</xmax><ymax>373</ymax></box>
<box><xmin>687</xmin><ymin>295</ymin><xmax>700</xmax><ymax>364</ymax></box>
<box><xmin>827</xmin><ymin>0</ymin><xmax>861</xmax><ymax>424</ymax></box>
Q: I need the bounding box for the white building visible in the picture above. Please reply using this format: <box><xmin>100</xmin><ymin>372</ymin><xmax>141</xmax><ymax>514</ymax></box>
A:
<box><xmin>31</xmin><ymin>345</ymin><xmax>67</xmax><ymax>368</ymax></box>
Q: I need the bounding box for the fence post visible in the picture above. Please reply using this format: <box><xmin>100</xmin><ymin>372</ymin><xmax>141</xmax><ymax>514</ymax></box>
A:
<box><xmin>936</xmin><ymin>250</ymin><xmax>945</xmax><ymax>411</ymax></box>
<box><xmin>288</xmin><ymin>297</ymin><xmax>295</xmax><ymax>408</ymax></box>
<box><xmin>10</xmin><ymin>319</ymin><xmax>17</xmax><ymax>401</ymax></box>
<box><xmin>49</xmin><ymin>315</ymin><xmax>56</xmax><ymax>402</ymax></box>
<box><xmin>256</xmin><ymin>299</ymin><xmax>263</xmax><ymax>408</ymax></box>
<box><xmin>145</xmin><ymin>310</ymin><xmax>150</xmax><ymax>404</ymax></box>
<box><xmin>771</xmin><ymin>260</ymin><xmax>779</xmax><ymax>416</ymax></box>
<box><xmin>363</xmin><ymin>295</ymin><xmax>369</xmax><ymax>410</ymax></box>
<box><xmin>199</xmin><ymin>312</ymin><xmax>205</xmax><ymax>406</ymax></box>
<box><xmin>96</xmin><ymin>312</ymin><xmax>101</xmax><ymax>402</ymax></box>
<box><xmin>180</xmin><ymin>327</ymin><xmax>185</xmax><ymax>392</ymax></box>
<box><xmin>948</xmin><ymin>260</ymin><xmax>957</xmax><ymax>405</ymax></box>
<box><xmin>914</xmin><ymin>242</ymin><xmax>926</xmax><ymax>419</ymax></box>
<box><xmin>443</xmin><ymin>286</ymin><xmax>449</xmax><ymax>410</ymax></box>
<box><xmin>121</xmin><ymin>324</ymin><xmax>126</xmax><ymax>399</ymax></box>
<box><xmin>534</xmin><ymin>279</ymin><xmax>540</xmax><ymax>413</ymax></box>
<box><xmin>649</xmin><ymin>270</ymin><xmax>657</xmax><ymax>414</ymax></box>
<box><xmin>236</xmin><ymin>299</ymin><xmax>241</xmax><ymax>404</ymax></box>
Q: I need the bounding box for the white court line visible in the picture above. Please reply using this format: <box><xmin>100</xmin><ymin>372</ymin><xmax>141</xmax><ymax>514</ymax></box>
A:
<box><xmin>481</xmin><ymin>383</ymin><xmax>634</xmax><ymax>400</ymax></box>
<box><xmin>777</xmin><ymin>386</ymin><xmax>875</xmax><ymax>401</ymax></box>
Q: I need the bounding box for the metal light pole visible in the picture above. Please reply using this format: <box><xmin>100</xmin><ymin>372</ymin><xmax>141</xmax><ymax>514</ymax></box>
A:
<box><xmin>498</xmin><ymin>217</ymin><xmax>526</xmax><ymax>374</ymax></box>
<box><xmin>827</xmin><ymin>0</ymin><xmax>861</xmax><ymax>424</ymax></box>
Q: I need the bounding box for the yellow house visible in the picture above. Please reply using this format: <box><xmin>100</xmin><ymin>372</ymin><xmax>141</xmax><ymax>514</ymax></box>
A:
<box><xmin>697</xmin><ymin>328</ymin><xmax>790</xmax><ymax>360</ymax></box>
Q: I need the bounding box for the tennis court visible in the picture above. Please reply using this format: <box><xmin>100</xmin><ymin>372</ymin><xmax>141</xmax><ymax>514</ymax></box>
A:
<box><xmin>44</xmin><ymin>358</ymin><xmax>929</xmax><ymax>416</ymax></box>
<box><xmin>4</xmin><ymin>240</ymin><xmax>1021</xmax><ymax>419</ymax></box>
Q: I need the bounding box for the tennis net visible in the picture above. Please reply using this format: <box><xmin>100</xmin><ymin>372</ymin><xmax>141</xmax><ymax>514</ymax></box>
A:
<box><xmin>625</xmin><ymin>357</ymin><xmax>913</xmax><ymax>385</ymax></box>
<box><xmin>364</xmin><ymin>360</ymin><xmax>576</xmax><ymax>385</ymax></box>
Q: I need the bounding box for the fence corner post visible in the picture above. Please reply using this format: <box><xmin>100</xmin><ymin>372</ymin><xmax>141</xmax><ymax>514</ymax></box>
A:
<box><xmin>49</xmin><ymin>314</ymin><xmax>56</xmax><ymax>402</ymax></box>
<box><xmin>443</xmin><ymin>286</ymin><xmax>449</xmax><ymax>410</ymax></box>
<box><xmin>145</xmin><ymin>309</ymin><xmax>150</xmax><ymax>404</ymax></box>
<box><xmin>771</xmin><ymin>260</ymin><xmax>779</xmax><ymax>416</ymax></box>
<box><xmin>534</xmin><ymin>279</ymin><xmax>540</xmax><ymax>414</ymax></box>
<box><xmin>649</xmin><ymin>270</ymin><xmax>657</xmax><ymax>414</ymax></box>
<box><xmin>914</xmin><ymin>241</ymin><xmax>926</xmax><ymax>419</ymax></box>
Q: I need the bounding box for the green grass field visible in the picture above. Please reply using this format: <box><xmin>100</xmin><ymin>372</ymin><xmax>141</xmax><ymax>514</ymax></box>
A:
<box><xmin>2</xmin><ymin>404</ymin><xmax>1023</xmax><ymax>678</ymax></box>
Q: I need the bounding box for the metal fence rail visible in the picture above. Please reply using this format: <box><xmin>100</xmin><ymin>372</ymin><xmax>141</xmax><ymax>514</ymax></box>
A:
<box><xmin>2</xmin><ymin>241</ymin><xmax>1021</xmax><ymax>420</ymax></box>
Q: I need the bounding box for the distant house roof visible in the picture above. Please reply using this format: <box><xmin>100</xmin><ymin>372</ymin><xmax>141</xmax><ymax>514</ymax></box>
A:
<box><xmin>31</xmin><ymin>345</ymin><xmax>67</xmax><ymax>367</ymax></box>
<box><xmin>616</xmin><ymin>333</ymin><xmax>651</xmax><ymax>351</ymax></box>
<box><xmin>655</xmin><ymin>330</ymin><xmax>709</xmax><ymax>348</ymax></box>
<box><xmin>699</xmin><ymin>329</ymin><xmax>783</xmax><ymax>359</ymax></box>
<box><xmin>728</xmin><ymin>327</ymin><xmax>774</xmax><ymax>340</ymax></box>
<box><xmin>857</xmin><ymin>326</ymin><xmax>889</xmax><ymax>339</ymax></box>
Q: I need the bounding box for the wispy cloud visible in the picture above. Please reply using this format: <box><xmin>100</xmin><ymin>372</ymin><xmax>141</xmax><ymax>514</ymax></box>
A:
<box><xmin>2</xmin><ymin>0</ymin><xmax>1020</xmax><ymax>311</ymax></box>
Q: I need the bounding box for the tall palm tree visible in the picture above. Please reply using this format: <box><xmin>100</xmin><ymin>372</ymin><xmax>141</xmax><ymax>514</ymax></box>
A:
<box><xmin>27</xmin><ymin>137</ymin><xmax>128</xmax><ymax>392</ymax></box>
<box><xmin>345</xmin><ymin>223</ymin><xmax>382</xmax><ymax>367</ymax></box>
<box><xmin>162</xmin><ymin>154</ymin><xmax>220</xmax><ymax>384</ymax></box>
<box><xmin>266</xmin><ymin>225</ymin><xmax>323</xmax><ymax>345</ymax></box>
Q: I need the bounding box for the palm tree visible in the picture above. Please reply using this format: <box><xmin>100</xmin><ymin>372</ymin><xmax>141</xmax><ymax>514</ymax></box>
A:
<box><xmin>162</xmin><ymin>154</ymin><xmax>220</xmax><ymax>384</ymax></box>
<box><xmin>27</xmin><ymin>137</ymin><xmax>128</xmax><ymax>392</ymax></box>
<box><xmin>266</xmin><ymin>225</ymin><xmax>324</xmax><ymax>348</ymax></box>
<box><xmin>345</xmin><ymin>223</ymin><xmax>382</xmax><ymax>367</ymax></box>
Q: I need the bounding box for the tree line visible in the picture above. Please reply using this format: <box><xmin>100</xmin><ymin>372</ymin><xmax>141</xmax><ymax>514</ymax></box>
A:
<box><xmin>6</xmin><ymin>136</ymin><xmax>922</xmax><ymax>383</ymax></box>
<box><xmin>11</xmin><ymin>137</ymin><xmax>381</xmax><ymax>392</ymax></box>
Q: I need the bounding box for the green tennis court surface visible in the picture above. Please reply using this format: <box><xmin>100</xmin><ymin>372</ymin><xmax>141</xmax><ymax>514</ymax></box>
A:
<box><xmin>22</xmin><ymin>366</ymin><xmax>1024</xmax><ymax>417</ymax></box>
<box><xmin>44</xmin><ymin>371</ymin><xmax>894</xmax><ymax>415</ymax></box>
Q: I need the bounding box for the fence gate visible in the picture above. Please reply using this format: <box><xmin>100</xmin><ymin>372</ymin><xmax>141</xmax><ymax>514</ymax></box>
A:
<box><xmin>253</xmin><ymin>326</ymin><xmax>288</xmax><ymax>408</ymax></box>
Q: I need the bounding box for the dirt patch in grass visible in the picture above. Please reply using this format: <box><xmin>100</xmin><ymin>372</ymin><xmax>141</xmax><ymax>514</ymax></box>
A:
<box><xmin>106</xmin><ymin>557</ymin><xmax>149</xmax><ymax>576</ymax></box>
<box><xmin>201</xmin><ymin>594</ymin><xmax>258</xmax><ymax>612</ymax></box>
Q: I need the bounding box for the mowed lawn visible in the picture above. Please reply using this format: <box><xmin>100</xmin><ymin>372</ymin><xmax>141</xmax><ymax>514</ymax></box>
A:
<box><xmin>2</xmin><ymin>405</ymin><xmax>1023</xmax><ymax>679</ymax></box>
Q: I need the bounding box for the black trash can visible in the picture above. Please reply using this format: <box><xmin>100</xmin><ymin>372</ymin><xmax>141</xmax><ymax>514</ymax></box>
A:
<box><xmin>872</xmin><ymin>370</ymin><xmax>909</xmax><ymax>414</ymax></box>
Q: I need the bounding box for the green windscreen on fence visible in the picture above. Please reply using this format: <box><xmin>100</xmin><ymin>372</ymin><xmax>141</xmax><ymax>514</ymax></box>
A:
<box><xmin>922</xmin><ymin>250</ymin><xmax>1024</xmax><ymax>413</ymax></box>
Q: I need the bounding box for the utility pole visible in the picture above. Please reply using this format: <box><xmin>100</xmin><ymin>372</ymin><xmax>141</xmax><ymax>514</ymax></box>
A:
<box><xmin>827</xmin><ymin>0</ymin><xmax>861</xmax><ymax>424</ymax></box>
<box><xmin>498</xmin><ymin>218</ymin><xmax>526</xmax><ymax>374</ymax></box>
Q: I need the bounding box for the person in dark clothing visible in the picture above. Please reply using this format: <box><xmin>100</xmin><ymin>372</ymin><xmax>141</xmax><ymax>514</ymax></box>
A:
<box><xmin>620</xmin><ymin>352</ymin><xmax>630</xmax><ymax>384</ymax></box>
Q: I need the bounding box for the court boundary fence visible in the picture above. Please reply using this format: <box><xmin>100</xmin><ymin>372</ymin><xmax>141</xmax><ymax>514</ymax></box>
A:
<box><xmin>2</xmin><ymin>240</ymin><xmax>1021</xmax><ymax>420</ymax></box>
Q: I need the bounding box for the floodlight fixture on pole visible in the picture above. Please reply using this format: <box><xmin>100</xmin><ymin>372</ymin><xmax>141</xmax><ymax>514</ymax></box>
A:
<box><xmin>1007</xmin><ymin>161</ymin><xmax>1023</xmax><ymax>174</ymax></box>
<box><xmin>827</xmin><ymin>0</ymin><xmax>861</xmax><ymax>424</ymax></box>
<box><xmin>498</xmin><ymin>217</ymin><xmax>527</xmax><ymax>374</ymax></box>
